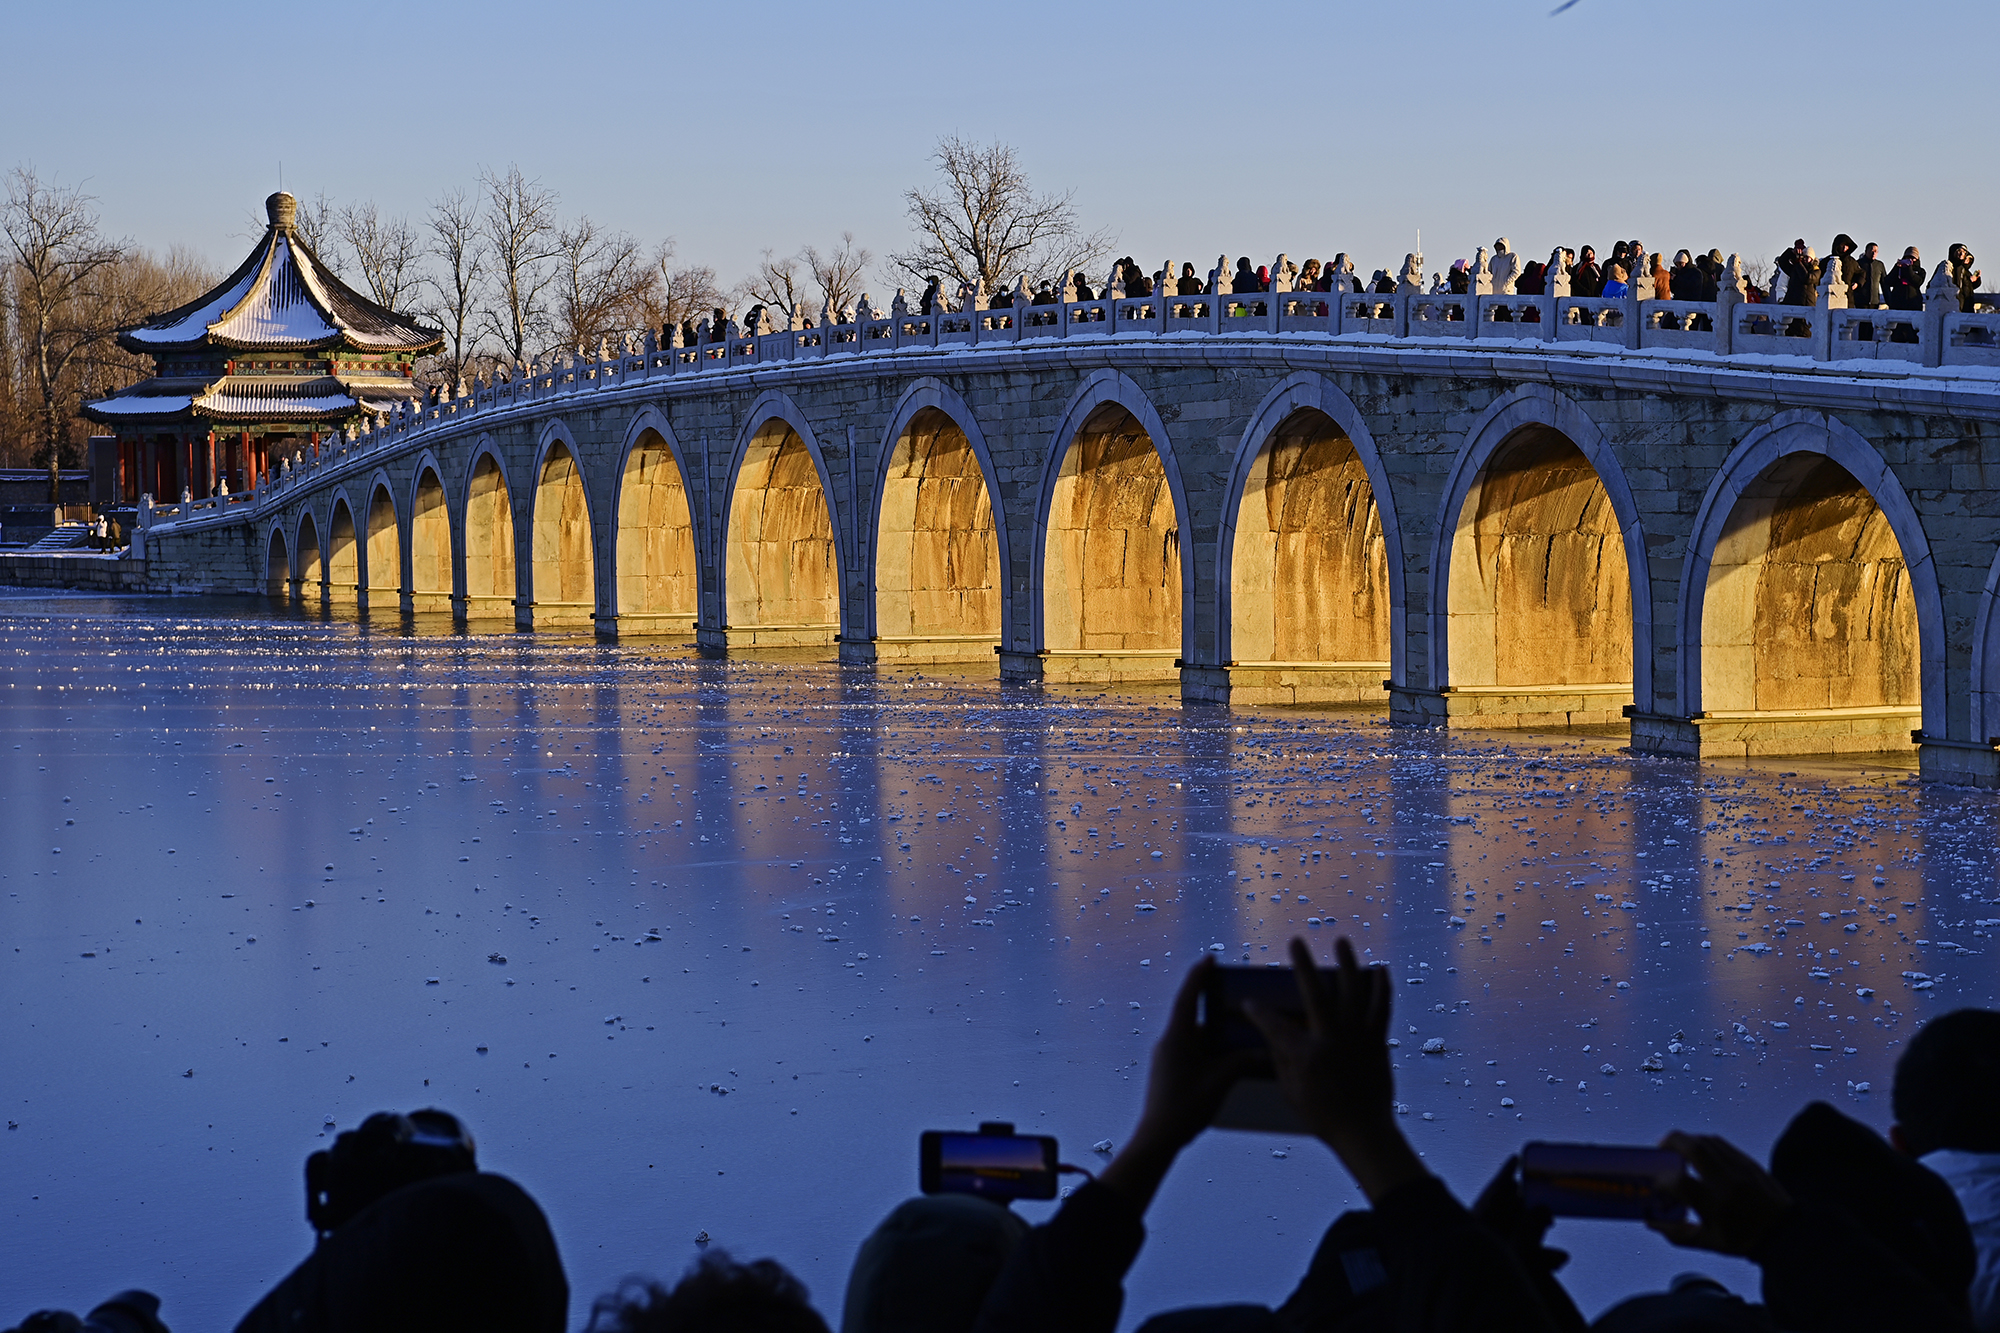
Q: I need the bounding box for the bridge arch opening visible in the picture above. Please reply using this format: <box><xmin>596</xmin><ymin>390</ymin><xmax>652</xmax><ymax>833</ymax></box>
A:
<box><xmin>327</xmin><ymin>499</ymin><xmax>358</xmax><ymax>606</ymax></box>
<box><xmin>725</xmin><ymin>420</ymin><xmax>837</xmax><ymax>646</ymax></box>
<box><xmin>615</xmin><ymin>428</ymin><xmax>698</xmax><ymax>633</ymax></box>
<box><xmin>875</xmin><ymin>407</ymin><xmax>999</xmax><ymax>659</ymax></box>
<box><xmin>1445</xmin><ymin>427</ymin><xmax>1632</xmax><ymax>726</ymax></box>
<box><xmin>295</xmin><ymin>512</ymin><xmax>323</xmax><ymax>606</ymax></box>
<box><xmin>410</xmin><ymin>467</ymin><xmax>452</xmax><ymax>613</ymax></box>
<box><xmin>296</xmin><ymin>512</ymin><xmax>323</xmax><ymax>606</ymax></box>
<box><xmin>1042</xmin><ymin>403</ymin><xmax>1180</xmax><ymax>681</ymax></box>
<box><xmin>364</xmin><ymin>485</ymin><xmax>400</xmax><ymax>612</ymax></box>
<box><xmin>265</xmin><ymin>527</ymin><xmax>290</xmax><ymax>599</ymax></box>
<box><xmin>1698</xmin><ymin>454</ymin><xmax>1918</xmax><ymax>754</ymax></box>
<box><xmin>464</xmin><ymin>455</ymin><xmax>516</xmax><ymax>621</ymax></box>
<box><xmin>1228</xmin><ymin>407</ymin><xmax>1390</xmax><ymax>703</ymax></box>
<box><xmin>530</xmin><ymin>443</ymin><xmax>596</xmax><ymax>626</ymax></box>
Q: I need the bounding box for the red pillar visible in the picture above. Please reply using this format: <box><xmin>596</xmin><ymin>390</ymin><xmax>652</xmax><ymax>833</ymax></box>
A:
<box><xmin>205</xmin><ymin>431</ymin><xmax>217</xmax><ymax>496</ymax></box>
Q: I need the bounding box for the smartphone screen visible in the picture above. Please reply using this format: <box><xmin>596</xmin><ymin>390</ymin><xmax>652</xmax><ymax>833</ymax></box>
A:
<box><xmin>920</xmin><ymin>1130</ymin><xmax>1058</xmax><ymax>1201</ymax></box>
<box><xmin>1520</xmin><ymin>1142</ymin><xmax>1688</xmax><ymax>1222</ymax></box>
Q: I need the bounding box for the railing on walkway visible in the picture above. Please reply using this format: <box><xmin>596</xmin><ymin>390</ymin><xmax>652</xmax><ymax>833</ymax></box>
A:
<box><xmin>138</xmin><ymin>261</ymin><xmax>2000</xmax><ymax>538</ymax></box>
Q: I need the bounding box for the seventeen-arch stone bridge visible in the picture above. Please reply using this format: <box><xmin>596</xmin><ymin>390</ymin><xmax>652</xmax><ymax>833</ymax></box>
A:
<box><xmin>134</xmin><ymin>285</ymin><xmax>2000</xmax><ymax>784</ymax></box>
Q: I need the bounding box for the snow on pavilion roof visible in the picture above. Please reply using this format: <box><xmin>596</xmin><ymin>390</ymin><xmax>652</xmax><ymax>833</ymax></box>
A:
<box><xmin>84</xmin><ymin>373</ymin><xmax>423</xmax><ymax>426</ymax></box>
<box><xmin>119</xmin><ymin>193</ymin><xmax>442</xmax><ymax>355</ymax></box>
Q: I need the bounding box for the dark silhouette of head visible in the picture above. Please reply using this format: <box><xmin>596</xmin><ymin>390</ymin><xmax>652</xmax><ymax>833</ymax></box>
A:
<box><xmin>585</xmin><ymin>1252</ymin><xmax>827</xmax><ymax>1333</ymax></box>
<box><xmin>841</xmin><ymin>1195</ymin><xmax>1028</xmax><ymax>1333</ymax></box>
<box><xmin>1894</xmin><ymin>1008</ymin><xmax>2000</xmax><ymax>1158</ymax></box>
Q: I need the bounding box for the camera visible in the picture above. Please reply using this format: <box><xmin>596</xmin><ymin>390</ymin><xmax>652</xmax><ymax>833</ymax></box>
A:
<box><xmin>305</xmin><ymin>1109</ymin><xmax>478</xmax><ymax>1238</ymax></box>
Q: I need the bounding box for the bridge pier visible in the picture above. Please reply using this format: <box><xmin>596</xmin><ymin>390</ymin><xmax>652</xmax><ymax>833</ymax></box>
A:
<box><xmin>1916</xmin><ymin>737</ymin><xmax>2000</xmax><ymax>787</ymax></box>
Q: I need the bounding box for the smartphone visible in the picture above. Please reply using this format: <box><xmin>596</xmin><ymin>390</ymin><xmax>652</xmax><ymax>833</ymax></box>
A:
<box><xmin>1520</xmin><ymin>1142</ymin><xmax>1688</xmax><ymax>1222</ymax></box>
<box><xmin>1200</xmin><ymin>964</ymin><xmax>1301</xmax><ymax>1051</ymax></box>
<box><xmin>919</xmin><ymin>1123</ymin><xmax>1058</xmax><ymax>1202</ymax></box>
<box><xmin>1201</xmin><ymin>966</ymin><xmax>1296</xmax><ymax>1133</ymax></box>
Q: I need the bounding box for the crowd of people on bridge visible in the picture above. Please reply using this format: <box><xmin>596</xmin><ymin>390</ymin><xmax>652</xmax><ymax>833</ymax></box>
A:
<box><xmin>13</xmin><ymin>937</ymin><xmax>2000</xmax><ymax>1333</ymax></box>
<box><xmin>670</xmin><ymin>236</ymin><xmax>1986</xmax><ymax>352</ymax></box>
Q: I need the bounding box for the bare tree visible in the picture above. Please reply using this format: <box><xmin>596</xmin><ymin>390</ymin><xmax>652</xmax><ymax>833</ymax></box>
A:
<box><xmin>422</xmin><ymin>187</ymin><xmax>484</xmax><ymax>385</ymax></box>
<box><xmin>335</xmin><ymin>201</ymin><xmax>422</xmax><ymax>311</ymax></box>
<box><xmin>289</xmin><ymin>190</ymin><xmax>338</xmax><ymax>266</ymax></box>
<box><xmin>888</xmin><ymin>137</ymin><xmax>1110</xmax><ymax>293</ymax></box>
<box><xmin>551</xmin><ymin>215</ymin><xmax>653</xmax><ymax>353</ymax></box>
<box><xmin>744</xmin><ymin>248</ymin><xmax>808</xmax><ymax>325</ymax></box>
<box><xmin>477</xmin><ymin>165</ymin><xmax>561</xmax><ymax>366</ymax></box>
<box><xmin>640</xmin><ymin>239</ymin><xmax>724</xmax><ymax>338</ymax></box>
<box><xmin>804</xmin><ymin>232</ymin><xmax>871</xmax><ymax>318</ymax></box>
<box><xmin>2</xmin><ymin>167</ymin><xmax>131</xmax><ymax>498</ymax></box>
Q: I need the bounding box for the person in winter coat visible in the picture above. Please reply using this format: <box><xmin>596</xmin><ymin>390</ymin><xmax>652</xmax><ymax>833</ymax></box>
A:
<box><xmin>1852</xmin><ymin>243</ymin><xmax>1889</xmax><ymax>308</ymax></box>
<box><xmin>1776</xmin><ymin>240</ymin><xmax>1819</xmax><ymax>307</ymax></box>
<box><xmin>1951</xmin><ymin>244</ymin><xmax>1983</xmax><ymax>312</ymax></box>
<box><xmin>1650</xmin><ymin>253</ymin><xmax>1671</xmax><ymax>299</ymax></box>
<box><xmin>1669</xmin><ymin>249</ymin><xmax>1700</xmax><ymax>300</ymax></box>
<box><xmin>1885</xmin><ymin>248</ymin><xmax>1926</xmax><ymax>310</ymax></box>
<box><xmin>1231</xmin><ymin>258</ymin><xmax>1260</xmax><ymax>294</ymax></box>
<box><xmin>1176</xmin><ymin>262</ymin><xmax>1202</xmax><ymax>296</ymax></box>
<box><xmin>1072</xmin><ymin>273</ymin><xmax>1095</xmax><ymax>302</ymax></box>
<box><xmin>1516</xmin><ymin>260</ymin><xmax>1546</xmax><ymax>297</ymax></box>
<box><xmin>1829</xmin><ymin>234</ymin><xmax>1861</xmax><ymax>300</ymax></box>
<box><xmin>1570</xmin><ymin>246</ymin><xmax>1603</xmax><ymax>298</ymax></box>
<box><xmin>1600</xmin><ymin>264</ymin><xmax>1631</xmax><ymax>300</ymax></box>
<box><xmin>1446</xmin><ymin>259</ymin><xmax>1470</xmax><ymax>295</ymax></box>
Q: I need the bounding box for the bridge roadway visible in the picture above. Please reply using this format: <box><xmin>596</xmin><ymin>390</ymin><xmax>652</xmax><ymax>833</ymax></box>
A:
<box><xmin>134</xmin><ymin>285</ymin><xmax>2000</xmax><ymax>784</ymax></box>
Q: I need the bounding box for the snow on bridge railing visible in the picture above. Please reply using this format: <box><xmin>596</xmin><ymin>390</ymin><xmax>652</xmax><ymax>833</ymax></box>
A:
<box><xmin>137</xmin><ymin>253</ymin><xmax>2000</xmax><ymax>536</ymax></box>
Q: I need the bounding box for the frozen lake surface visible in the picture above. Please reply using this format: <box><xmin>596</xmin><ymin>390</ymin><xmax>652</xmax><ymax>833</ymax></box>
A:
<box><xmin>2</xmin><ymin>591</ymin><xmax>1995</xmax><ymax>1329</ymax></box>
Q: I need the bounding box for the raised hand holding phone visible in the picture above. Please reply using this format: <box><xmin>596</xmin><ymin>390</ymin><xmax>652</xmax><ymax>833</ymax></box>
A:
<box><xmin>1242</xmin><ymin>937</ymin><xmax>1429</xmax><ymax>1204</ymax></box>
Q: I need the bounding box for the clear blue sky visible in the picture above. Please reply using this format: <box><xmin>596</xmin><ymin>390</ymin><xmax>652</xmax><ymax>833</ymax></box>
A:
<box><xmin>9</xmin><ymin>0</ymin><xmax>1996</xmax><ymax>290</ymax></box>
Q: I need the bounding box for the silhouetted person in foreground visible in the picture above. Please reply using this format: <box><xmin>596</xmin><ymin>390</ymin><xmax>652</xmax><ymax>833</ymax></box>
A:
<box><xmin>842</xmin><ymin>1193</ymin><xmax>1027</xmax><ymax>1333</ymax></box>
<box><xmin>971</xmin><ymin>940</ymin><xmax>1569</xmax><ymax>1333</ymax></box>
<box><xmin>586</xmin><ymin>1252</ymin><xmax>829</xmax><ymax>1333</ymax></box>
<box><xmin>4</xmin><ymin>1291</ymin><xmax>170</xmax><ymax>1333</ymax></box>
<box><xmin>1895</xmin><ymin>1007</ymin><xmax>2000</xmax><ymax>1332</ymax></box>
<box><xmin>235</xmin><ymin>1110</ymin><xmax>567</xmax><ymax>1333</ymax></box>
<box><xmin>1589</xmin><ymin>1102</ymin><xmax>1975</xmax><ymax>1333</ymax></box>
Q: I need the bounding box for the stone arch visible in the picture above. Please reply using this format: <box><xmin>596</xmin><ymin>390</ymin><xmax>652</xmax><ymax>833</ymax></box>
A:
<box><xmin>326</xmin><ymin>492</ymin><xmax>359</xmax><ymax>606</ymax></box>
<box><xmin>719</xmin><ymin>391</ymin><xmax>842</xmax><ymax>646</ymax></box>
<box><xmin>1430</xmin><ymin>386</ymin><xmax>1649</xmax><ymax>728</ymax></box>
<box><xmin>462</xmin><ymin>442</ymin><xmax>516</xmax><ymax>621</ymax></box>
<box><xmin>265</xmin><ymin>524</ymin><xmax>290</xmax><ymax>598</ymax></box>
<box><xmin>1032</xmin><ymin>370</ymin><xmax>1191</xmax><ymax>681</ymax></box>
<box><xmin>1681</xmin><ymin>410</ymin><xmax>1942</xmax><ymax>755</ymax></box>
<box><xmin>363</xmin><ymin>476</ymin><xmax>400</xmax><ymax>611</ymax></box>
<box><xmin>611</xmin><ymin>408</ymin><xmax>699</xmax><ymax>634</ymax></box>
<box><xmin>1217</xmin><ymin>372</ymin><xmax>1401</xmax><ymax>704</ymax></box>
<box><xmin>529</xmin><ymin>423</ymin><xmax>597</xmax><ymax>626</ymax></box>
<box><xmin>408</xmin><ymin>458</ymin><xmax>452</xmax><ymax>613</ymax></box>
<box><xmin>295</xmin><ymin>509</ymin><xmax>323</xmax><ymax>604</ymax></box>
<box><xmin>868</xmin><ymin>381</ymin><xmax>1004</xmax><ymax>661</ymax></box>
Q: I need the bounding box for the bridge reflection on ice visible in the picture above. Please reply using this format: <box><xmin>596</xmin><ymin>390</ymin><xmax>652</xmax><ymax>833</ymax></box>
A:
<box><xmin>0</xmin><ymin>594</ymin><xmax>1984</xmax><ymax>1327</ymax></box>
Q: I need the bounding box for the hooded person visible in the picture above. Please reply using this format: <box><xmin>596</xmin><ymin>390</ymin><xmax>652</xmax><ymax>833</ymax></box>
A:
<box><xmin>1177</xmin><ymin>262</ymin><xmax>1203</xmax><ymax>296</ymax></box>
<box><xmin>842</xmin><ymin>1195</ymin><xmax>1030</xmax><ymax>1333</ymax></box>
<box><xmin>1951</xmin><ymin>244</ymin><xmax>1984</xmax><ymax>313</ymax></box>
<box><xmin>1231</xmin><ymin>257</ymin><xmax>1259</xmax><ymax>295</ymax></box>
